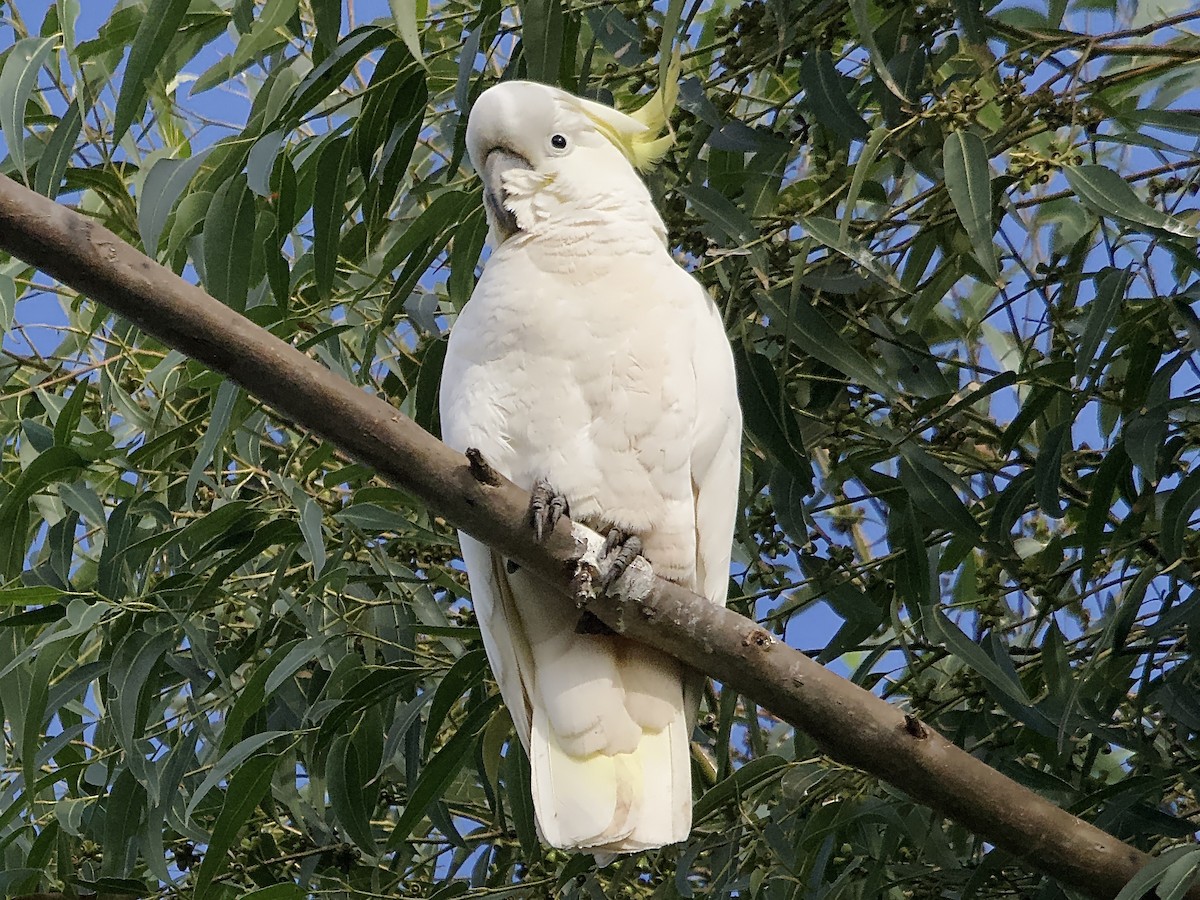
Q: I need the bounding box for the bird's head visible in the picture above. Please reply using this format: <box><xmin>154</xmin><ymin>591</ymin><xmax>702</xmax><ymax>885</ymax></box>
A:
<box><xmin>465</xmin><ymin>70</ymin><xmax>678</xmax><ymax>243</ymax></box>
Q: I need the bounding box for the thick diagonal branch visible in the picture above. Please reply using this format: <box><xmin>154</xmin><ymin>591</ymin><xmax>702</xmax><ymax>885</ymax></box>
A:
<box><xmin>0</xmin><ymin>174</ymin><xmax>1182</xmax><ymax>900</ymax></box>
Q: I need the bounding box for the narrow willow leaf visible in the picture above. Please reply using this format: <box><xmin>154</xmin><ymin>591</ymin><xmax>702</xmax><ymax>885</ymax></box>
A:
<box><xmin>518</xmin><ymin>0</ymin><xmax>565</xmax><ymax>85</ymax></box>
<box><xmin>186</xmin><ymin>732</ymin><xmax>290</xmax><ymax>820</ymax></box>
<box><xmin>0</xmin><ymin>37</ymin><xmax>59</xmax><ymax>182</ymax></box>
<box><xmin>0</xmin><ymin>447</ymin><xmax>84</xmax><ymax>579</ymax></box>
<box><xmin>889</xmin><ymin>500</ymin><xmax>930</xmax><ymax>611</ymax></box>
<box><xmin>286</xmin><ymin>26</ymin><xmax>393</xmax><ymax>124</ymax></box>
<box><xmin>840</xmin><ymin>127</ymin><xmax>890</xmax><ymax>243</ymax></box>
<box><xmin>423</xmin><ymin>649</ymin><xmax>487</xmax><ymax>755</ymax></box>
<box><xmin>327</xmin><ymin>733</ymin><xmax>377</xmax><ymax>852</ymax></box>
<box><xmin>848</xmin><ymin>0</ymin><xmax>909</xmax><ymax>102</ymax></box>
<box><xmin>202</xmin><ymin>174</ymin><xmax>256</xmax><ymax>310</ymax></box>
<box><xmin>389</xmin><ymin>0</ymin><xmax>428</xmax><ymax>68</ymax></box>
<box><xmin>110</xmin><ymin>630</ymin><xmax>176</xmax><ymax>769</ymax></box>
<box><xmin>1064</xmin><ymin>164</ymin><xmax>1200</xmax><ymax>239</ymax></box>
<box><xmin>1113</xmin><ymin>847</ymin><xmax>1200</xmax><ymax>900</ymax></box>
<box><xmin>1034</xmin><ymin>422</ymin><xmax>1069</xmax><ymax>519</ymax></box>
<box><xmin>504</xmin><ymin>738</ymin><xmax>538</xmax><ymax>858</ymax></box>
<box><xmin>138</xmin><ymin>150</ymin><xmax>212</xmax><ymax>257</ymax></box>
<box><xmin>313</xmin><ymin>137</ymin><xmax>351</xmax><ymax>297</ymax></box>
<box><xmin>799</xmin><ymin>49</ymin><xmax>869</xmax><ymax>141</ymax></box>
<box><xmin>1162</xmin><ymin>468</ymin><xmax>1200</xmax><ymax>563</ymax></box>
<box><xmin>1079</xmin><ymin>443</ymin><xmax>1128</xmax><ymax>584</ymax></box>
<box><xmin>191</xmin><ymin>0</ymin><xmax>301</xmax><ymax>95</ymax></box>
<box><xmin>185</xmin><ymin>380</ymin><xmax>240</xmax><ymax>501</ymax></box>
<box><xmin>899</xmin><ymin>448</ymin><xmax>981</xmax><ymax>542</ymax></box>
<box><xmin>1076</xmin><ymin>267</ymin><xmax>1131</xmax><ymax>382</ymax></box>
<box><xmin>385</xmin><ymin>695</ymin><xmax>501</xmax><ymax>849</ymax></box>
<box><xmin>33</xmin><ymin>97</ymin><xmax>82</xmax><ymax>199</ymax></box>
<box><xmin>929</xmin><ymin>609</ymin><xmax>1033</xmax><ymax>707</ymax></box>
<box><xmin>777</xmin><ymin>289</ymin><xmax>893</xmax><ymax>398</ymax></box>
<box><xmin>694</xmin><ymin>755</ymin><xmax>788</xmax><ymax>822</ymax></box>
<box><xmin>192</xmin><ymin>753</ymin><xmax>280</xmax><ymax>899</ymax></box>
<box><xmin>679</xmin><ymin>183</ymin><xmax>768</xmax><ymax>273</ymax></box>
<box><xmin>732</xmin><ymin>345</ymin><xmax>810</xmax><ymax>488</ymax></box>
<box><xmin>943</xmin><ymin>130</ymin><xmax>998</xmax><ymax>280</ymax></box>
<box><xmin>112</xmin><ymin>0</ymin><xmax>191</xmax><ymax>141</ymax></box>
<box><xmin>795</xmin><ymin>214</ymin><xmax>905</xmax><ymax>291</ymax></box>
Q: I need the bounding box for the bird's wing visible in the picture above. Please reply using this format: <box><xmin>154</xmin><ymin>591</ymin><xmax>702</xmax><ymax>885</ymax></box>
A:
<box><xmin>456</xmin><ymin>532</ymin><xmax>534</xmax><ymax>749</ymax></box>
<box><xmin>689</xmin><ymin>281</ymin><xmax>743</xmax><ymax>608</ymax></box>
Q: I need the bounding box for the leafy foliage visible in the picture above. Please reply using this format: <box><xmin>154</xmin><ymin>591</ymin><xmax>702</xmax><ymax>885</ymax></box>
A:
<box><xmin>1</xmin><ymin>0</ymin><xmax>1199</xmax><ymax>897</ymax></box>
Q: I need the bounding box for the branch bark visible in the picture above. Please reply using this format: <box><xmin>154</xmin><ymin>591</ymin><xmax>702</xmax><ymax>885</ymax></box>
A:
<box><xmin>0</xmin><ymin>173</ymin><xmax>1184</xmax><ymax>900</ymax></box>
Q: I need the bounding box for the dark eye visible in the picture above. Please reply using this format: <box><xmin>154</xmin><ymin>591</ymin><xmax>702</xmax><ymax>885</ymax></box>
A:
<box><xmin>550</xmin><ymin>133</ymin><xmax>568</xmax><ymax>150</ymax></box>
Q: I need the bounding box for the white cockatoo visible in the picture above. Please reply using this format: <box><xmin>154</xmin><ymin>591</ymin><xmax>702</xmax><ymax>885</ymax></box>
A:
<box><xmin>438</xmin><ymin>71</ymin><xmax>742</xmax><ymax>856</ymax></box>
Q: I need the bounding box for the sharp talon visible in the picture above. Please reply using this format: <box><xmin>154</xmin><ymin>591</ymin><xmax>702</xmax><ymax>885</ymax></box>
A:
<box><xmin>601</xmin><ymin>530</ymin><xmax>642</xmax><ymax>592</ymax></box>
<box><xmin>530</xmin><ymin>479</ymin><xmax>569</xmax><ymax>542</ymax></box>
<box><xmin>505</xmin><ymin>559</ymin><xmax>520</xmax><ymax>575</ymax></box>
<box><xmin>575</xmin><ymin>611</ymin><xmax>615</xmax><ymax>635</ymax></box>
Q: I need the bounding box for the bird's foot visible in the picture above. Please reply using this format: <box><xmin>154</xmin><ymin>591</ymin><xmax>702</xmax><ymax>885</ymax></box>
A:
<box><xmin>529</xmin><ymin>479</ymin><xmax>569</xmax><ymax>543</ymax></box>
<box><xmin>600</xmin><ymin>528</ymin><xmax>643</xmax><ymax>593</ymax></box>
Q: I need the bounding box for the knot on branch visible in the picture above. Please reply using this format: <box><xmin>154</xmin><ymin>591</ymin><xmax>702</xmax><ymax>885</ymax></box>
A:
<box><xmin>465</xmin><ymin>448</ymin><xmax>502</xmax><ymax>486</ymax></box>
<box><xmin>904</xmin><ymin>714</ymin><xmax>928</xmax><ymax>739</ymax></box>
<box><xmin>741</xmin><ymin>627</ymin><xmax>774</xmax><ymax>649</ymax></box>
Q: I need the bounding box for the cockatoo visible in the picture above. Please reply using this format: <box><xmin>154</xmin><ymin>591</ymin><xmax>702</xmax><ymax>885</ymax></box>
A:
<box><xmin>439</xmin><ymin>72</ymin><xmax>742</xmax><ymax>856</ymax></box>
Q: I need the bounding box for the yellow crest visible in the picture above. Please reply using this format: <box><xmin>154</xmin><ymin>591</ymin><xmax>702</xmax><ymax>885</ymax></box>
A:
<box><xmin>572</xmin><ymin>53</ymin><xmax>681</xmax><ymax>171</ymax></box>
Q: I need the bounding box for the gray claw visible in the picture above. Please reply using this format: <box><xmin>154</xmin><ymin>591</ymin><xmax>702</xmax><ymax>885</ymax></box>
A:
<box><xmin>529</xmin><ymin>479</ymin><xmax>569</xmax><ymax>542</ymax></box>
<box><xmin>600</xmin><ymin>529</ymin><xmax>642</xmax><ymax>592</ymax></box>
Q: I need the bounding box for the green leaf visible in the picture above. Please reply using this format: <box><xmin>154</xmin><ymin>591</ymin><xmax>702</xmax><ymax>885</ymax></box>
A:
<box><xmin>795</xmin><ymin>214</ymin><xmax>905</xmax><ymax>291</ymax></box>
<box><xmin>202</xmin><ymin>174</ymin><xmax>256</xmax><ymax>310</ymax></box>
<box><xmin>1079</xmin><ymin>443</ymin><xmax>1128</xmax><ymax>584</ymax></box>
<box><xmin>497</xmin><ymin>741</ymin><xmax>535</xmax><ymax>862</ymax></box>
<box><xmin>928</xmin><ymin>609</ymin><xmax>1033</xmax><ymax>707</ymax></box>
<box><xmin>192</xmin><ymin>753</ymin><xmax>280</xmax><ymax>900</ymax></box>
<box><xmin>888</xmin><ymin>499</ymin><xmax>930</xmax><ymax>611</ymax></box>
<box><xmin>0</xmin><ymin>37</ymin><xmax>59</xmax><ymax>182</ymax></box>
<box><xmin>385</xmin><ymin>694</ymin><xmax>501</xmax><ymax>849</ymax></box>
<box><xmin>840</xmin><ymin>126</ymin><xmax>889</xmax><ymax>243</ymax></box>
<box><xmin>732</xmin><ymin>345</ymin><xmax>811</xmax><ymax>489</ymax></box>
<box><xmin>186</xmin><ymin>733</ymin><xmax>290</xmax><ymax>821</ymax></box>
<box><xmin>899</xmin><ymin>446</ymin><xmax>981</xmax><ymax>543</ymax></box>
<box><xmin>1034</xmin><ymin>422</ymin><xmax>1069</xmax><ymax>519</ymax></box>
<box><xmin>112</xmin><ymin>0</ymin><xmax>191</xmax><ymax>141</ymax></box>
<box><xmin>679</xmin><ymin>183</ymin><xmax>767</xmax><ymax>272</ymax></box>
<box><xmin>694</xmin><ymin>755</ymin><xmax>788</xmax><ymax>822</ymax></box>
<box><xmin>775</xmin><ymin>288</ymin><xmax>894</xmax><ymax>397</ymax></box>
<box><xmin>1064</xmin><ymin>164</ymin><xmax>1200</xmax><ymax>239</ymax></box>
<box><xmin>1162</xmin><ymin>468</ymin><xmax>1200</xmax><ymax>563</ymax></box>
<box><xmin>33</xmin><ymin>97</ymin><xmax>82</xmax><ymax>199</ymax></box>
<box><xmin>138</xmin><ymin>150</ymin><xmax>212</xmax><ymax>257</ymax></box>
<box><xmin>328</xmin><ymin>732</ymin><xmax>377</xmax><ymax>852</ymax></box>
<box><xmin>312</xmin><ymin>136</ymin><xmax>351</xmax><ymax>297</ymax></box>
<box><xmin>800</xmin><ymin>49</ymin><xmax>869</xmax><ymax>141</ymax></box>
<box><xmin>191</xmin><ymin>0</ymin><xmax>300</xmax><ymax>95</ymax></box>
<box><xmin>849</xmin><ymin>0</ymin><xmax>910</xmax><ymax>103</ymax></box>
<box><xmin>1075</xmin><ymin>267</ymin><xmax>1131</xmax><ymax>383</ymax></box>
<box><xmin>943</xmin><ymin>130</ymin><xmax>998</xmax><ymax>280</ymax></box>
<box><xmin>388</xmin><ymin>0</ymin><xmax>428</xmax><ymax>68</ymax></box>
<box><xmin>185</xmin><ymin>379</ymin><xmax>240</xmax><ymax>501</ymax></box>
<box><xmin>423</xmin><ymin>649</ymin><xmax>487</xmax><ymax>755</ymax></box>
<box><xmin>237</xmin><ymin>886</ymin><xmax>306</xmax><ymax>900</ymax></box>
<box><xmin>518</xmin><ymin>0</ymin><xmax>565</xmax><ymax>85</ymax></box>
<box><xmin>1114</xmin><ymin>847</ymin><xmax>1200</xmax><ymax>900</ymax></box>
<box><xmin>0</xmin><ymin>446</ymin><xmax>84</xmax><ymax>579</ymax></box>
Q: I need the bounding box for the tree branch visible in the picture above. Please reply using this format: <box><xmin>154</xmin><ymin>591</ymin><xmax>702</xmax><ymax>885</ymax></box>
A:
<box><xmin>0</xmin><ymin>173</ymin><xmax>1185</xmax><ymax>900</ymax></box>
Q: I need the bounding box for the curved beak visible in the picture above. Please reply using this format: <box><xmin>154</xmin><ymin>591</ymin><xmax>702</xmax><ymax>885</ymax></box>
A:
<box><xmin>481</xmin><ymin>148</ymin><xmax>532</xmax><ymax>241</ymax></box>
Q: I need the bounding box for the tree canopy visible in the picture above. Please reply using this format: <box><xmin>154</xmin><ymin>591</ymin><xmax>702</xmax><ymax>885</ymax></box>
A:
<box><xmin>1</xmin><ymin>0</ymin><xmax>1199</xmax><ymax>898</ymax></box>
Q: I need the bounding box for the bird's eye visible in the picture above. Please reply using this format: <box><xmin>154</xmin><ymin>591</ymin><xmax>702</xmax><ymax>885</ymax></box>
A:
<box><xmin>550</xmin><ymin>133</ymin><xmax>569</xmax><ymax>151</ymax></box>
